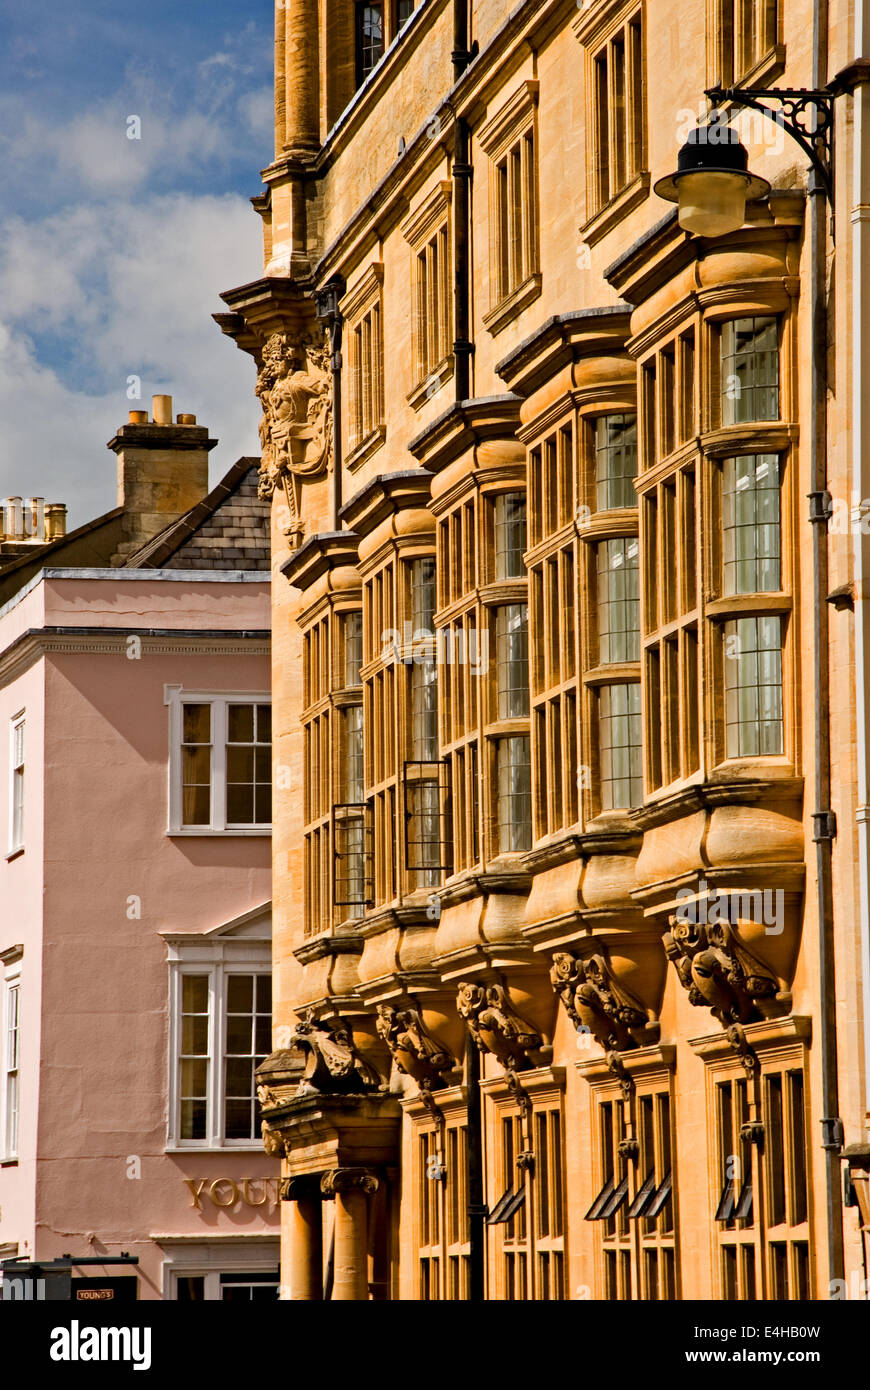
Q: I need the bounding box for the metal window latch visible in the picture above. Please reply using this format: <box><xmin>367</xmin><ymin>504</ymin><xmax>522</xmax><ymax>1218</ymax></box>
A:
<box><xmin>821</xmin><ymin>1117</ymin><xmax>845</xmax><ymax>1152</ymax></box>
<box><xmin>812</xmin><ymin>810</ymin><xmax>837</xmax><ymax>842</ymax></box>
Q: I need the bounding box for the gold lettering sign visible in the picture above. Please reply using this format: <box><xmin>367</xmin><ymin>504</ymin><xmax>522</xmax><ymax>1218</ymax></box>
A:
<box><xmin>184</xmin><ymin>1177</ymin><xmax>281</xmax><ymax>1211</ymax></box>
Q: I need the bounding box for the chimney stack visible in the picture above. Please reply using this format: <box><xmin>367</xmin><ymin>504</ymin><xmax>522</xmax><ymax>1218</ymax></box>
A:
<box><xmin>107</xmin><ymin>396</ymin><xmax>216</xmax><ymax>564</ymax></box>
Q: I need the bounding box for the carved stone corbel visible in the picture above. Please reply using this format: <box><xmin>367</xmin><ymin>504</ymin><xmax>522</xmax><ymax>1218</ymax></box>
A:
<box><xmin>320</xmin><ymin>1168</ymin><xmax>379</xmax><ymax>1198</ymax></box>
<box><xmin>255</xmin><ymin>329</ymin><xmax>333</xmax><ymax>547</ymax></box>
<box><xmin>375</xmin><ymin>1002</ymin><xmax>456</xmax><ymax>1098</ymax></box>
<box><xmin>456</xmin><ymin>980</ymin><xmax>545</xmax><ymax>1075</ymax></box>
<box><xmin>256</xmin><ymin>1010</ymin><xmax>382</xmax><ymax>1116</ymax></box>
<box><xmin>549</xmin><ymin>949</ymin><xmax>658</xmax><ymax>1052</ymax></box>
<box><xmin>663</xmin><ymin>917</ymin><xmax>780</xmax><ymax>1029</ymax></box>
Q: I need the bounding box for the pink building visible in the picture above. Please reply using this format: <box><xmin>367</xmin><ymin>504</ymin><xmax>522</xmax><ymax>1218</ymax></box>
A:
<box><xmin>0</xmin><ymin>401</ymin><xmax>280</xmax><ymax>1300</ymax></box>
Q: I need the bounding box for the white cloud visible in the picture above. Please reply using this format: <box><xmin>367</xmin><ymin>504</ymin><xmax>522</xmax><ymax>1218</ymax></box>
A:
<box><xmin>0</xmin><ymin>192</ymin><xmax>263</xmax><ymax>528</ymax></box>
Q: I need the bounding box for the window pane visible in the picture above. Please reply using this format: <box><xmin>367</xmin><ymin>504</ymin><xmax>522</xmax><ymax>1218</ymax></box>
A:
<box><xmin>181</xmin><ymin>1099</ymin><xmax>207</xmax><ymax>1140</ymax></box>
<box><xmin>599</xmin><ymin>682</ymin><xmax>642</xmax><ymax>810</ymax></box>
<box><xmin>227</xmin><ymin>784</ymin><xmax>255</xmax><ymax>824</ymax></box>
<box><xmin>227</xmin><ymin>975</ymin><xmax>253</xmax><ymax>1012</ymax></box>
<box><xmin>182</xmin><ymin>1015</ymin><xmax>208</xmax><ymax>1055</ymax></box>
<box><xmin>721</xmin><ymin>317</ymin><xmax>779</xmax><ymax>424</ymax></box>
<box><xmin>411</xmin><ymin>557</ymin><xmax>436</xmax><ymax>633</ymax></box>
<box><xmin>597</xmin><ymin>538</ymin><xmax>640</xmax><ymax>664</ymax></box>
<box><xmin>497</xmin><ymin>736</ymin><xmax>532</xmax><ymax>852</ymax></box>
<box><xmin>343</xmin><ymin>612</ymin><xmax>363</xmax><ymax>687</ymax></box>
<box><xmin>228</xmin><ymin>704</ymin><xmax>254</xmax><ymax>742</ymax></box>
<box><xmin>724</xmin><ymin>616</ymin><xmax>783</xmax><ymax>757</ymax></box>
<box><xmin>356</xmin><ymin>1</ymin><xmax>384</xmax><ymax>84</ymax></box>
<box><xmin>256</xmin><ymin>705</ymin><xmax>272</xmax><ymax>741</ymax></box>
<box><xmin>495</xmin><ymin>493</ymin><xmax>527</xmax><ymax>579</ymax></box>
<box><xmin>227</xmin><ymin>746</ymin><xmax>254</xmax><ymax>782</ymax></box>
<box><xmin>496</xmin><ymin>604</ymin><xmax>530</xmax><ymax>719</ymax></box>
<box><xmin>182</xmin><ymin>975</ymin><xmax>209</xmax><ymax>1013</ymax></box>
<box><xmin>595</xmin><ymin>414</ymin><xmax>638</xmax><ymax>510</ymax></box>
<box><xmin>722</xmin><ymin>455</ymin><xmax>781</xmax><ymax>594</ymax></box>
<box><xmin>183</xmin><ymin>704</ymin><xmax>210</xmax><ymax>743</ymax></box>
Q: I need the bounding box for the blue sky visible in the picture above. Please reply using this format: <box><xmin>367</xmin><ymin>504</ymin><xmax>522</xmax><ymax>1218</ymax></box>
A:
<box><xmin>0</xmin><ymin>0</ymin><xmax>275</xmax><ymax>526</ymax></box>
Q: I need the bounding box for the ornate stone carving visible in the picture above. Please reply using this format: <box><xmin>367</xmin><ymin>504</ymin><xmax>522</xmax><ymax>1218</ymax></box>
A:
<box><xmin>663</xmin><ymin>917</ymin><xmax>780</xmax><ymax>1028</ymax></box>
<box><xmin>255</xmin><ymin>1010</ymin><xmax>382</xmax><ymax>1112</ymax></box>
<box><xmin>549</xmin><ymin>950</ymin><xmax>658</xmax><ymax>1051</ymax></box>
<box><xmin>256</xmin><ymin>331</ymin><xmax>332</xmax><ymax>545</ymax></box>
<box><xmin>456</xmin><ymin>981</ymin><xmax>544</xmax><ymax>1076</ymax></box>
<box><xmin>279</xmin><ymin>1174</ymin><xmax>323</xmax><ymax>1202</ymax></box>
<box><xmin>320</xmin><ymin>1167</ymin><xmax>379</xmax><ymax>1198</ymax></box>
<box><xmin>375</xmin><ymin>1003</ymin><xmax>456</xmax><ymax>1098</ymax></box>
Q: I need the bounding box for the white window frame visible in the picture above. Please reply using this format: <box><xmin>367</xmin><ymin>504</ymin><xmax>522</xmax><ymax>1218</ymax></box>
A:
<box><xmin>164</xmin><ymin>686</ymin><xmax>272</xmax><ymax>836</ymax></box>
<box><xmin>1</xmin><ymin>948</ymin><xmax>22</xmax><ymax>1161</ymax></box>
<box><xmin>8</xmin><ymin>713</ymin><xmax>25</xmax><ymax>856</ymax></box>
<box><xmin>160</xmin><ymin>1240</ymin><xmax>281</xmax><ymax>1300</ymax></box>
<box><xmin>166</xmin><ymin>932</ymin><xmax>272</xmax><ymax>1151</ymax></box>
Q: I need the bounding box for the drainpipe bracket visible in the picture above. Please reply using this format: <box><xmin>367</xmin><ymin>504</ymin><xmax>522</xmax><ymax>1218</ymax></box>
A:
<box><xmin>812</xmin><ymin>810</ymin><xmax>838</xmax><ymax>842</ymax></box>
<box><xmin>808</xmin><ymin>489</ymin><xmax>833</xmax><ymax>524</ymax></box>
<box><xmin>821</xmin><ymin>1116</ymin><xmax>845</xmax><ymax>1152</ymax></box>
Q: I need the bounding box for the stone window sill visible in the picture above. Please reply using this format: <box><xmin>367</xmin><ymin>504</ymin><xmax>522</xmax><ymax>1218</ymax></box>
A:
<box><xmin>483</xmin><ymin>273</ymin><xmax>543</xmax><ymax>337</ymax></box>
<box><xmin>346</xmin><ymin>426</ymin><xmax>387</xmax><ymax>472</ymax></box>
<box><xmin>581</xmin><ymin>172</ymin><xmax>650</xmax><ymax>248</ymax></box>
<box><xmin>407</xmin><ymin>355</ymin><xmax>454</xmax><ymax>411</ymax></box>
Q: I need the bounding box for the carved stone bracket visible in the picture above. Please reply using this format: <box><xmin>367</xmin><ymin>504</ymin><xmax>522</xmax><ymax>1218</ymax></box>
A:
<box><xmin>256</xmin><ymin>329</ymin><xmax>333</xmax><ymax>547</ymax></box>
<box><xmin>550</xmin><ymin>949</ymin><xmax>659</xmax><ymax>1052</ymax></box>
<box><xmin>456</xmin><ymin>980</ymin><xmax>546</xmax><ymax>1080</ymax></box>
<box><xmin>375</xmin><ymin>1002</ymin><xmax>457</xmax><ymax>1120</ymax></box>
<box><xmin>663</xmin><ymin>918</ymin><xmax>781</xmax><ymax>1029</ymax></box>
<box><xmin>256</xmin><ymin>1010</ymin><xmax>382</xmax><ymax>1117</ymax></box>
<box><xmin>320</xmin><ymin>1167</ymin><xmax>379</xmax><ymax>1199</ymax></box>
<box><xmin>726</xmin><ymin>1022</ymin><xmax>760</xmax><ymax>1076</ymax></box>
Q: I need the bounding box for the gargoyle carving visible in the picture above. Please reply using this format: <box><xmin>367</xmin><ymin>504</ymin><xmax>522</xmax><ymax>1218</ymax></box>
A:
<box><xmin>663</xmin><ymin>917</ymin><xmax>779</xmax><ymax>1028</ymax></box>
<box><xmin>255</xmin><ymin>1010</ymin><xmax>381</xmax><ymax>1111</ymax></box>
<box><xmin>375</xmin><ymin>1003</ymin><xmax>455</xmax><ymax>1096</ymax></box>
<box><xmin>549</xmin><ymin>950</ymin><xmax>658</xmax><ymax>1052</ymax></box>
<box><xmin>456</xmin><ymin>981</ymin><xmax>544</xmax><ymax>1075</ymax></box>
<box><xmin>256</xmin><ymin>331</ymin><xmax>332</xmax><ymax>546</ymax></box>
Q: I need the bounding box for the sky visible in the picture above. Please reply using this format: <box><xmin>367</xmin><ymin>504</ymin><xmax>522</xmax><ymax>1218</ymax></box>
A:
<box><xmin>0</xmin><ymin>0</ymin><xmax>275</xmax><ymax>528</ymax></box>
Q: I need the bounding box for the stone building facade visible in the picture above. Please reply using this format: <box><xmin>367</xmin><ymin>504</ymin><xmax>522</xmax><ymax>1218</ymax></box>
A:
<box><xmin>219</xmin><ymin>0</ymin><xmax>870</xmax><ymax>1298</ymax></box>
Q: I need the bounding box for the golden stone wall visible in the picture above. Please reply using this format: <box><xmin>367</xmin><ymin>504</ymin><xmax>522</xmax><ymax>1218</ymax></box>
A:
<box><xmin>219</xmin><ymin>0</ymin><xmax>870</xmax><ymax>1300</ymax></box>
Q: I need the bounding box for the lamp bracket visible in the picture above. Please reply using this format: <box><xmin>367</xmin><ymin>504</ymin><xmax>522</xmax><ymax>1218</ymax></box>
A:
<box><xmin>705</xmin><ymin>85</ymin><xmax>834</xmax><ymax>207</ymax></box>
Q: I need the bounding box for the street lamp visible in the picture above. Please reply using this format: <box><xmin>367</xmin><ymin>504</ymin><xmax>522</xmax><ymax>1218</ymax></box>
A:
<box><xmin>653</xmin><ymin>125</ymin><xmax>770</xmax><ymax>237</ymax></box>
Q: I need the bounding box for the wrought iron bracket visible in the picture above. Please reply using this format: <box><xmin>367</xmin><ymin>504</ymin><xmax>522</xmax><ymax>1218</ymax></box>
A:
<box><xmin>705</xmin><ymin>85</ymin><xmax>835</xmax><ymax>208</ymax></box>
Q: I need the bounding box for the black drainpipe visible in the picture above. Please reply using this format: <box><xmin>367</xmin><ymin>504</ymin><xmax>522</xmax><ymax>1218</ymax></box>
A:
<box><xmin>451</xmin><ymin>0</ymin><xmax>482</xmax><ymax>1300</ymax></box>
<box><xmin>809</xmin><ymin>0</ymin><xmax>845</xmax><ymax>1291</ymax></box>
<box><xmin>316</xmin><ymin>276</ymin><xmax>346</xmax><ymax>528</ymax></box>
<box><xmin>465</xmin><ymin>1033</ymin><xmax>485</xmax><ymax>1302</ymax></box>
<box><xmin>452</xmin><ymin>0</ymin><xmax>473</xmax><ymax>403</ymax></box>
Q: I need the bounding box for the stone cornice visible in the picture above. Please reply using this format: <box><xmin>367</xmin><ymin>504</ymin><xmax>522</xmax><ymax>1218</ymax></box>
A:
<box><xmin>494</xmin><ymin>306</ymin><xmax>632</xmax><ymax>397</ymax></box>
<box><xmin>407</xmin><ymin>395</ymin><xmax>522</xmax><ymax>473</ymax></box>
<box><xmin>338</xmin><ymin>470</ymin><xmax>434</xmax><ymax>538</ymax></box>
<box><xmin>107</xmin><ymin>424</ymin><xmax>217</xmax><ymax>454</ymax></box>
<box><xmin>628</xmin><ymin>776</ymin><xmax>804</xmax><ymax>833</ymax></box>
<box><xmin>603</xmin><ymin>195</ymin><xmax>805</xmax><ymax>309</ymax></box>
<box><xmin>0</xmin><ymin>627</ymin><xmax>271</xmax><ymax>691</ymax></box>
<box><xmin>280</xmin><ymin>531</ymin><xmax>362</xmax><ymax>592</ymax></box>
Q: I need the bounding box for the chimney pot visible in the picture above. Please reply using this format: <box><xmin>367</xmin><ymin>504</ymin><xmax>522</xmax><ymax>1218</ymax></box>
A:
<box><xmin>176</xmin><ymin>413</ymin><xmax>197</xmax><ymax>425</ymax></box>
<box><xmin>152</xmin><ymin>394</ymin><xmax>173</xmax><ymax>424</ymax></box>
<box><xmin>128</xmin><ymin>410</ymin><xmax>149</xmax><ymax>424</ymax></box>
<box><xmin>45</xmin><ymin>503</ymin><xmax>67</xmax><ymax>540</ymax></box>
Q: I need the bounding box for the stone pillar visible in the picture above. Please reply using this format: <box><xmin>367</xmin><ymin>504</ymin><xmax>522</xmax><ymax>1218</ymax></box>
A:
<box><xmin>281</xmin><ymin>1177</ymin><xmax>324</xmax><ymax>1300</ymax></box>
<box><xmin>284</xmin><ymin>0</ymin><xmax>320</xmax><ymax>155</ymax></box>
<box><xmin>321</xmin><ymin>1168</ymin><xmax>379</xmax><ymax>1301</ymax></box>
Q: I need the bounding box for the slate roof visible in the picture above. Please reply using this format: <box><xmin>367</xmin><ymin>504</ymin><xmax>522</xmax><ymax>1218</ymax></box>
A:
<box><xmin>123</xmin><ymin>458</ymin><xmax>270</xmax><ymax>571</ymax></box>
